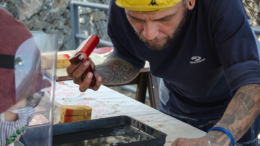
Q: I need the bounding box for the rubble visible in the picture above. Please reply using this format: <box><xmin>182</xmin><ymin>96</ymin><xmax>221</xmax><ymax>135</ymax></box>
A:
<box><xmin>18</xmin><ymin>0</ymin><xmax>44</xmax><ymax>21</ymax></box>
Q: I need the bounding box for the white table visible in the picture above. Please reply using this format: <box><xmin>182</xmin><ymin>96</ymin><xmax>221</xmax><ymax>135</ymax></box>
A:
<box><xmin>52</xmin><ymin>80</ymin><xmax>206</xmax><ymax>146</ymax></box>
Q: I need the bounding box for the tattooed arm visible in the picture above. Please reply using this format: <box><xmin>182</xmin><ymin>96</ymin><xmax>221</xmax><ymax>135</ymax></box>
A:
<box><xmin>95</xmin><ymin>54</ymin><xmax>141</xmax><ymax>86</ymax></box>
<box><xmin>67</xmin><ymin>54</ymin><xmax>141</xmax><ymax>91</ymax></box>
<box><xmin>205</xmin><ymin>84</ymin><xmax>260</xmax><ymax>145</ymax></box>
<box><xmin>171</xmin><ymin>84</ymin><xmax>260</xmax><ymax>146</ymax></box>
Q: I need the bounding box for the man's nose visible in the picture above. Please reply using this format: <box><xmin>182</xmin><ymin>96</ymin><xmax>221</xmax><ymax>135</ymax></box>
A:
<box><xmin>142</xmin><ymin>22</ymin><xmax>159</xmax><ymax>40</ymax></box>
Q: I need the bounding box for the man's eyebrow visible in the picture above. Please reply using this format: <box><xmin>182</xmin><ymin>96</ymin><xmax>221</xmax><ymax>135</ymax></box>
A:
<box><xmin>154</xmin><ymin>14</ymin><xmax>175</xmax><ymax>21</ymax></box>
<box><xmin>126</xmin><ymin>13</ymin><xmax>175</xmax><ymax>21</ymax></box>
<box><xmin>126</xmin><ymin>13</ymin><xmax>144</xmax><ymax>21</ymax></box>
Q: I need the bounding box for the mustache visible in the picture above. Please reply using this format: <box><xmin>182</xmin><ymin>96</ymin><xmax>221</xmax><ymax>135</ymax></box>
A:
<box><xmin>137</xmin><ymin>32</ymin><xmax>171</xmax><ymax>50</ymax></box>
<box><xmin>139</xmin><ymin>35</ymin><xmax>168</xmax><ymax>43</ymax></box>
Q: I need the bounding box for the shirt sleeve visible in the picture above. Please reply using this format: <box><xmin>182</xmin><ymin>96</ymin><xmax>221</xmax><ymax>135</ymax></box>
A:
<box><xmin>107</xmin><ymin>0</ymin><xmax>145</xmax><ymax>69</ymax></box>
<box><xmin>211</xmin><ymin>0</ymin><xmax>260</xmax><ymax>96</ymax></box>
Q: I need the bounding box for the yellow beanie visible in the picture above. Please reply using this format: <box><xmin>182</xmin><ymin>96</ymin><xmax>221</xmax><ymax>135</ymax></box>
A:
<box><xmin>116</xmin><ymin>0</ymin><xmax>182</xmax><ymax>13</ymax></box>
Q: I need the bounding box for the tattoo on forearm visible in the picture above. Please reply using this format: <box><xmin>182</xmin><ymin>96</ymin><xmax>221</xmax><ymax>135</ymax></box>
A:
<box><xmin>95</xmin><ymin>54</ymin><xmax>140</xmax><ymax>85</ymax></box>
<box><xmin>206</xmin><ymin>84</ymin><xmax>260</xmax><ymax>145</ymax></box>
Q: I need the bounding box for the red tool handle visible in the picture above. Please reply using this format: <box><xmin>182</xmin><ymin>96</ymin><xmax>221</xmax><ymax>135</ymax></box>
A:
<box><xmin>69</xmin><ymin>35</ymin><xmax>100</xmax><ymax>86</ymax></box>
<box><xmin>78</xmin><ymin>35</ymin><xmax>99</xmax><ymax>58</ymax></box>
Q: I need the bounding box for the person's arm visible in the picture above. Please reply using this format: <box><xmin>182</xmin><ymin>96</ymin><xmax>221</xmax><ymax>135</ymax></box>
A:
<box><xmin>205</xmin><ymin>84</ymin><xmax>260</xmax><ymax>145</ymax></box>
<box><xmin>171</xmin><ymin>84</ymin><xmax>260</xmax><ymax>146</ymax></box>
<box><xmin>96</xmin><ymin>54</ymin><xmax>141</xmax><ymax>86</ymax></box>
<box><xmin>67</xmin><ymin>54</ymin><xmax>141</xmax><ymax>92</ymax></box>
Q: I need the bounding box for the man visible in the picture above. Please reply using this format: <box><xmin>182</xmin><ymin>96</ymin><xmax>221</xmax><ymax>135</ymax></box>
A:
<box><xmin>0</xmin><ymin>8</ymin><xmax>55</xmax><ymax>146</ymax></box>
<box><xmin>67</xmin><ymin>0</ymin><xmax>260</xmax><ymax>145</ymax></box>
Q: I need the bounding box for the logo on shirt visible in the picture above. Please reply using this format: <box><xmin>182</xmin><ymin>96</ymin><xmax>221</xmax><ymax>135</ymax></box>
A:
<box><xmin>190</xmin><ymin>56</ymin><xmax>206</xmax><ymax>64</ymax></box>
<box><xmin>149</xmin><ymin>0</ymin><xmax>158</xmax><ymax>6</ymax></box>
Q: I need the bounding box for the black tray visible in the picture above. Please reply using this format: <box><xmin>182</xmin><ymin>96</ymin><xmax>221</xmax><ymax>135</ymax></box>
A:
<box><xmin>20</xmin><ymin>116</ymin><xmax>167</xmax><ymax>146</ymax></box>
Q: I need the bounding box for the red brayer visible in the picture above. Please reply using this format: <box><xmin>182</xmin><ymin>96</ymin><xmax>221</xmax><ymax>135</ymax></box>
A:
<box><xmin>69</xmin><ymin>34</ymin><xmax>100</xmax><ymax>86</ymax></box>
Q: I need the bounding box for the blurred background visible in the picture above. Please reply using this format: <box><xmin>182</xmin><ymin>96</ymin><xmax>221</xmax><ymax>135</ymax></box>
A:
<box><xmin>0</xmin><ymin>0</ymin><xmax>111</xmax><ymax>51</ymax></box>
<box><xmin>0</xmin><ymin>0</ymin><xmax>259</xmax><ymax>51</ymax></box>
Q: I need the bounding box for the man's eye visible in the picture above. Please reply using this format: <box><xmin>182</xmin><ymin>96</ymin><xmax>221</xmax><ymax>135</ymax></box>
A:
<box><xmin>157</xmin><ymin>18</ymin><xmax>170</xmax><ymax>22</ymax></box>
<box><xmin>132</xmin><ymin>19</ymin><xmax>143</xmax><ymax>22</ymax></box>
<box><xmin>135</xmin><ymin>20</ymin><xmax>144</xmax><ymax>23</ymax></box>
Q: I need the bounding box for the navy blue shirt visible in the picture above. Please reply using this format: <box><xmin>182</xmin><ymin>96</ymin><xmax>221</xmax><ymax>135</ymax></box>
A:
<box><xmin>108</xmin><ymin>0</ymin><xmax>260</xmax><ymax>118</ymax></box>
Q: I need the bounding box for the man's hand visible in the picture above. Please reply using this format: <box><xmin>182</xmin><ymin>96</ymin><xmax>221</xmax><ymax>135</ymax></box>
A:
<box><xmin>67</xmin><ymin>54</ymin><xmax>140</xmax><ymax>91</ymax></box>
<box><xmin>171</xmin><ymin>135</ymin><xmax>230</xmax><ymax>146</ymax></box>
<box><xmin>171</xmin><ymin>137</ymin><xmax>209</xmax><ymax>146</ymax></box>
<box><xmin>66</xmin><ymin>58</ymin><xmax>102</xmax><ymax>92</ymax></box>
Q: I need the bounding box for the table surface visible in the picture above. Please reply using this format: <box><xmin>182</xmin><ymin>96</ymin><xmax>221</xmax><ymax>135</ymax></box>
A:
<box><xmin>50</xmin><ymin>80</ymin><xmax>205</xmax><ymax>146</ymax></box>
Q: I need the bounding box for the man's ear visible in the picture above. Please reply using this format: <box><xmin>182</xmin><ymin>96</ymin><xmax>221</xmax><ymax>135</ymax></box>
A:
<box><xmin>185</xmin><ymin>0</ymin><xmax>195</xmax><ymax>10</ymax></box>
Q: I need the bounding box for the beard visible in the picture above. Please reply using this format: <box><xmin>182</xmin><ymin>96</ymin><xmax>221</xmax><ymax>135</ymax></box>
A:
<box><xmin>134</xmin><ymin>8</ymin><xmax>187</xmax><ymax>51</ymax></box>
